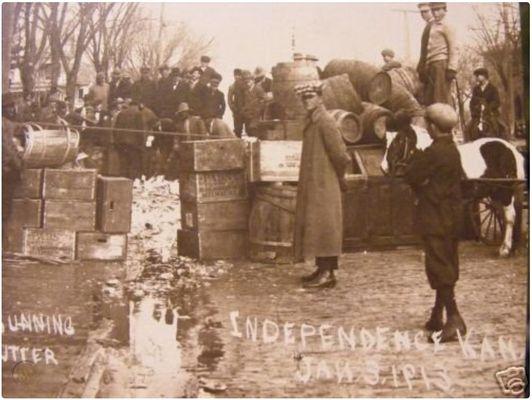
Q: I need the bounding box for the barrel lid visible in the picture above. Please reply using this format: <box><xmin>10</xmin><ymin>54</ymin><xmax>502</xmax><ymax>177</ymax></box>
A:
<box><xmin>368</xmin><ymin>72</ymin><xmax>392</xmax><ymax>105</ymax></box>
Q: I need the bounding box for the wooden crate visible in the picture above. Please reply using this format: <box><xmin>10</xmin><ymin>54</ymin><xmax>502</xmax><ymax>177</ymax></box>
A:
<box><xmin>8</xmin><ymin>199</ymin><xmax>42</xmax><ymax>228</ymax></box>
<box><xmin>97</xmin><ymin>177</ymin><xmax>133</xmax><ymax>233</ymax></box>
<box><xmin>13</xmin><ymin>169</ymin><xmax>43</xmax><ymax>199</ymax></box>
<box><xmin>43</xmin><ymin>169</ymin><xmax>97</xmax><ymax>200</ymax></box>
<box><xmin>177</xmin><ymin>229</ymin><xmax>247</xmax><ymax>260</ymax></box>
<box><xmin>23</xmin><ymin>228</ymin><xmax>76</xmax><ymax>260</ymax></box>
<box><xmin>179</xmin><ymin>139</ymin><xmax>245</xmax><ymax>172</ymax></box>
<box><xmin>181</xmin><ymin>200</ymin><xmax>249</xmax><ymax>231</ymax></box>
<box><xmin>3</xmin><ymin>224</ymin><xmax>24</xmax><ymax>253</ymax></box>
<box><xmin>76</xmin><ymin>232</ymin><xmax>127</xmax><ymax>260</ymax></box>
<box><xmin>43</xmin><ymin>200</ymin><xmax>96</xmax><ymax>231</ymax></box>
<box><xmin>247</xmin><ymin>140</ymin><xmax>302</xmax><ymax>182</ymax></box>
<box><xmin>179</xmin><ymin>170</ymin><xmax>247</xmax><ymax>203</ymax></box>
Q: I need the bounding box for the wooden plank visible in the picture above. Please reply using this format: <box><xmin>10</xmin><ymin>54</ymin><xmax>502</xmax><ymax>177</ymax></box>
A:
<box><xmin>181</xmin><ymin>200</ymin><xmax>249</xmax><ymax>231</ymax></box>
<box><xmin>179</xmin><ymin>171</ymin><xmax>247</xmax><ymax>203</ymax></box>
<box><xmin>258</xmin><ymin>140</ymin><xmax>302</xmax><ymax>182</ymax></box>
<box><xmin>76</xmin><ymin>232</ymin><xmax>127</xmax><ymax>260</ymax></box>
<box><xmin>23</xmin><ymin>228</ymin><xmax>76</xmax><ymax>260</ymax></box>
<box><xmin>178</xmin><ymin>139</ymin><xmax>245</xmax><ymax>172</ymax></box>
<box><xmin>43</xmin><ymin>169</ymin><xmax>97</xmax><ymax>200</ymax></box>
<box><xmin>177</xmin><ymin>229</ymin><xmax>248</xmax><ymax>260</ymax></box>
<box><xmin>97</xmin><ymin>177</ymin><xmax>133</xmax><ymax>233</ymax></box>
<box><xmin>12</xmin><ymin>169</ymin><xmax>43</xmax><ymax>199</ymax></box>
<box><xmin>43</xmin><ymin>200</ymin><xmax>96</xmax><ymax>231</ymax></box>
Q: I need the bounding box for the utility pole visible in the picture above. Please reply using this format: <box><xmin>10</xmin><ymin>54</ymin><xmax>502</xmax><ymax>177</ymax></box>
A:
<box><xmin>391</xmin><ymin>8</ymin><xmax>418</xmax><ymax>63</ymax></box>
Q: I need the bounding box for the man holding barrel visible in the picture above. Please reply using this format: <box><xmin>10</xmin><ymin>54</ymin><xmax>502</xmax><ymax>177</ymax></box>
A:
<box><xmin>293</xmin><ymin>82</ymin><xmax>351</xmax><ymax>289</ymax></box>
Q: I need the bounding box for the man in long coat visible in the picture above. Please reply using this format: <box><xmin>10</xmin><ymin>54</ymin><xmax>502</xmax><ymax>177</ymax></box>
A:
<box><xmin>404</xmin><ymin>103</ymin><xmax>466</xmax><ymax>343</ymax></box>
<box><xmin>293</xmin><ymin>82</ymin><xmax>351</xmax><ymax>289</ymax></box>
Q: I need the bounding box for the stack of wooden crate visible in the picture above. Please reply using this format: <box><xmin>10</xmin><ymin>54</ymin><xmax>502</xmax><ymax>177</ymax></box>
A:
<box><xmin>5</xmin><ymin>168</ymin><xmax>132</xmax><ymax>261</ymax></box>
<box><xmin>177</xmin><ymin>139</ymin><xmax>249</xmax><ymax>260</ymax></box>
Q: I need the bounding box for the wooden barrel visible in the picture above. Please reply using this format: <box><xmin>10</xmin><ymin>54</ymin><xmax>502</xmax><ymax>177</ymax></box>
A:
<box><xmin>249</xmin><ymin>183</ymin><xmax>297</xmax><ymax>264</ymax></box>
<box><xmin>321</xmin><ymin>59</ymin><xmax>381</xmax><ymax>101</ymax></box>
<box><xmin>272</xmin><ymin>56</ymin><xmax>320</xmax><ymax>120</ymax></box>
<box><xmin>359</xmin><ymin>102</ymin><xmax>393</xmax><ymax>143</ymax></box>
<box><xmin>21</xmin><ymin>122</ymin><xmax>80</xmax><ymax>168</ymax></box>
<box><xmin>368</xmin><ymin>68</ymin><xmax>423</xmax><ymax>115</ymax></box>
<box><xmin>321</xmin><ymin>74</ymin><xmax>363</xmax><ymax>114</ymax></box>
<box><xmin>329</xmin><ymin>109</ymin><xmax>362</xmax><ymax>144</ymax></box>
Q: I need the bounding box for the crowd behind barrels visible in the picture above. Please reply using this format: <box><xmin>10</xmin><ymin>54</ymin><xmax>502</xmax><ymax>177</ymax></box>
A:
<box><xmin>3</xmin><ymin>55</ymin><xmax>276</xmax><ymax>181</ymax></box>
<box><xmin>3</xmin><ymin>2</ymin><xmax>513</xmax><ymax>184</ymax></box>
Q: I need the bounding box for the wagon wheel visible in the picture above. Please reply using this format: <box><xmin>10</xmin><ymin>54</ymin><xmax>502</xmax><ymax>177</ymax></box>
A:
<box><xmin>469</xmin><ymin>197</ymin><xmax>505</xmax><ymax>246</ymax></box>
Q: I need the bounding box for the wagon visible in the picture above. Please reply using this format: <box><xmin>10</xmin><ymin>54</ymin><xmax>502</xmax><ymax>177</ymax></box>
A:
<box><xmin>342</xmin><ymin>144</ymin><xmax>527</xmax><ymax>251</ymax></box>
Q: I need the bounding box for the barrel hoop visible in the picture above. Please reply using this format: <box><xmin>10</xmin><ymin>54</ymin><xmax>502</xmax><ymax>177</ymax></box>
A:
<box><xmin>249</xmin><ymin>238</ymin><xmax>293</xmax><ymax>247</ymax></box>
<box><xmin>255</xmin><ymin>194</ymin><xmax>296</xmax><ymax>214</ymax></box>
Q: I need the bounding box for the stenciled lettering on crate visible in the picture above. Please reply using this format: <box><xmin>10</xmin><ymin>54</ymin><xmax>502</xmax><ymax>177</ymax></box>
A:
<box><xmin>179</xmin><ymin>170</ymin><xmax>248</xmax><ymax>203</ymax></box>
<box><xmin>179</xmin><ymin>139</ymin><xmax>245</xmax><ymax>172</ymax></box>
<box><xmin>23</xmin><ymin>228</ymin><xmax>76</xmax><ymax>260</ymax></box>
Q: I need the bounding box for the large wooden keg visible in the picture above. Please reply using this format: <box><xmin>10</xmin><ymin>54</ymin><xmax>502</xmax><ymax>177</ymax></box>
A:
<box><xmin>21</xmin><ymin>122</ymin><xmax>80</xmax><ymax>168</ymax></box>
<box><xmin>321</xmin><ymin>59</ymin><xmax>381</xmax><ymax>101</ymax></box>
<box><xmin>321</xmin><ymin>74</ymin><xmax>363</xmax><ymax>114</ymax></box>
<box><xmin>249</xmin><ymin>183</ymin><xmax>297</xmax><ymax>263</ymax></box>
<box><xmin>271</xmin><ymin>55</ymin><xmax>320</xmax><ymax>120</ymax></box>
<box><xmin>359</xmin><ymin>102</ymin><xmax>393</xmax><ymax>143</ymax></box>
<box><xmin>368</xmin><ymin>67</ymin><xmax>423</xmax><ymax>115</ymax></box>
<box><xmin>329</xmin><ymin>109</ymin><xmax>362</xmax><ymax>145</ymax></box>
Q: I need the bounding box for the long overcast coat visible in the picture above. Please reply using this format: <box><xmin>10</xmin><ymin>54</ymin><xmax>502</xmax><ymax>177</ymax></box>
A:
<box><xmin>293</xmin><ymin>105</ymin><xmax>350</xmax><ymax>262</ymax></box>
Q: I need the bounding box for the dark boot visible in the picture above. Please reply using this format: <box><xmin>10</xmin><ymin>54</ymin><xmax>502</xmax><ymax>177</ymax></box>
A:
<box><xmin>438</xmin><ymin>285</ymin><xmax>467</xmax><ymax>342</ymax></box>
<box><xmin>300</xmin><ymin>267</ymin><xmax>322</xmax><ymax>283</ymax></box>
<box><xmin>303</xmin><ymin>270</ymin><xmax>336</xmax><ymax>289</ymax></box>
<box><xmin>425</xmin><ymin>289</ymin><xmax>444</xmax><ymax>331</ymax></box>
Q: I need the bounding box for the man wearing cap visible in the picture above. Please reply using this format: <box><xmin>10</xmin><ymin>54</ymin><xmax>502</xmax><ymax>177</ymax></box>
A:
<box><xmin>381</xmin><ymin>48</ymin><xmax>402</xmax><ymax>72</ymax></box>
<box><xmin>404</xmin><ymin>103</ymin><xmax>466</xmax><ymax>343</ymax></box>
<box><xmin>254</xmin><ymin>67</ymin><xmax>273</xmax><ymax>93</ymax></box>
<box><xmin>228</xmin><ymin>69</ymin><xmax>244</xmax><ymax>137</ymax></box>
<box><xmin>201</xmin><ymin>72</ymin><xmax>226</xmax><ymax>124</ymax></box>
<box><xmin>109</xmin><ymin>69</ymin><xmax>132</xmax><ymax>106</ymax></box>
<box><xmin>185</xmin><ymin>67</ymin><xmax>207</xmax><ymax>117</ymax></box>
<box><xmin>294</xmin><ymin>82</ymin><xmax>351</xmax><ymax>289</ymax></box>
<box><xmin>131</xmin><ymin>66</ymin><xmax>157</xmax><ymax>111</ymax></box>
<box><xmin>88</xmin><ymin>72</ymin><xmax>110</xmax><ymax>111</ymax></box>
<box><xmin>167</xmin><ymin>68</ymin><xmax>188</xmax><ymax>115</ymax></box>
<box><xmin>416</xmin><ymin>3</ymin><xmax>434</xmax><ymax>88</ymax></box>
<box><xmin>467</xmin><ymin>67</ymin><xmax>507</xmax><ymax>141</ymax></box>
<box><xmin>422</xmin><ymin>2</ymin><xmax>458</xmax><ymax>105</ymax></box>
<box><xmin>199</xmin><ymin>56</ymin><xmax>217</xmax><ymax>85</ymax></box>
<box><xmin>239</xmin><ymin>69</ymin><xmax>267</xmax><ymax>136</ymax></box>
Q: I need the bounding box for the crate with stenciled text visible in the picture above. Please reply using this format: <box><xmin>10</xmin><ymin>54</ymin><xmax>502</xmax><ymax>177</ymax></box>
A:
<box><xmin>76</xmin><ymin>232</ymin><xmax>127</xmax><ymax>260</ymax></box>
<box><xmin>178</xmin><ymin>139</ymin><xmax>245</xmax><ymax>172</ymax></box>
<box><xmin>179</xmin><ymin>170</ymin><xmax>247</xmax><ymax>203</ymax></box>
<box><xmin>23</xmin><ymin>228</ymin><xmax>76</xmax><ymax>260</ymax></box>
<box><xmin>43</xmin><ymin>169</ymin><xmax>97</xmax><ymax>200</ymax></box>
<box><xmin>97</xmin><ymin>176</ymin><xmax>133</xmax><ymax>233</ymax></box>
<box><xmin>43</xmin><ymin>200</ymin><xmax>96</xmax><ymax>231</ymax></box>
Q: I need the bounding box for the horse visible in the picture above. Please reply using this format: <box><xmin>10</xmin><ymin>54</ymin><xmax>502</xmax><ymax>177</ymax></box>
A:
<box><xmin>380</xmin><ymin>119</ymin><xmax>525</xmax><ymax>257</ymax></box>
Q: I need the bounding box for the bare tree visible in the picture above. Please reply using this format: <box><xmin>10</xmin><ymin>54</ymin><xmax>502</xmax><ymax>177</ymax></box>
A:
<box><xmin>124</xmin><ymin>18</ymin><xmax>214</xmax><ymax>80</ymax></box>
<box><xmin>85</xmin><ymin>3</ymin><xmax>141</xmax><ymax>79</ymax></box>
<box><xmin>470</xmin><ymin>3</ymin><xmax>522</xmax><ymax>135</ymax></box>
<box><xmin>48</xmin><ymin>3</ymin><xmax>97</xmax><ymax>108</ymax></box>
<box><xmin>2</xmin><ymin>3</ymin><xmax>23</xmax><ymax>93</ymax></box>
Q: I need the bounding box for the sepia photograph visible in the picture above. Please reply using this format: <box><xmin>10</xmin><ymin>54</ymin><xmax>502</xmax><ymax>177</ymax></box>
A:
<box><xmin>1</xmin><ymin>1</ymin><xmax>529</xmax><ymax>398</ymax></box>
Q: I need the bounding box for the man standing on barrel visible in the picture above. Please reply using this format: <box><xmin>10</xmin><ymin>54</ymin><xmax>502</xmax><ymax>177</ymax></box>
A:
<box><xmin>404</xmin><ymin>103</ymin><xmax>466</xmax><ymax>342</ymax></box>
<box><xmin>293</xmin><ymin>82</ymin><xmax>350</xmax><ymax>289</ymax></box>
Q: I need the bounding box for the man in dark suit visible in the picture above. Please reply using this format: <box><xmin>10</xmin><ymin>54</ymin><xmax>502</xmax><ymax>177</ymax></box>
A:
<box><xmin>416</xmin><ymin>3</ymin><xmax>433</xmax><ymax>89</ymax></box>
<box><xmin>201</xmin><ymin>72</ymin><xmax>225</xmax><ymax>123</ymax></box>
<box><xmin>186</xmin><ymin>67</ymin><xmax>206</xmax><ymax>117</ymax></box>
<box><xmin>199</xmin><ymin>56</ymin><xmax>217</xmax><ymax>85</ymax></box>
<box><xmin>109</xmin><ymin>69</ymin><xmax>132</xmax><ymax>104</ymax></box>
<box><xmin>254</xmin><ymin>66</ymin><xmax>272</xmax><ymax>93</ymax></box>
<box><xmin>156</xmin><ymin>64</ymin><xmax>173</xmax><ymax>117</ymax></box>
<box><xmin>228</xmin><ymin>69</ymin><xmax>244</xmax><ymax>137</ymax></box>
<box><xmin>467</xmin><ymin>67</ymin><xmax>507</xmax><ymax>141</ymax></box>
<box><xmin>404</xmin><ymin>103</ymin><xmax>466</xmax><ymax>343</ymax></box>
<box><xmin>131</xmin><ymin>67</ymin><xmax>157</xmax><ymax>111</ymax></box>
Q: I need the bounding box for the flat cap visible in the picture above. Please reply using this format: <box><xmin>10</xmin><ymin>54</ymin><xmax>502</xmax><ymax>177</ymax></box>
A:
<box><xmin>294</xmin><ymin>81</ymin><xmax>323</xmax><ymax>97</ymax></box>
<box><xmin>211</xmin><ymin>72</ymin><xmax>222</xmax><ymax>82</ymax></box>
<box><xmin>429</xmin><ymin>2</ymin><xmax>447</xmax><ymax>9</ymax></box>
<box><xmin>381</xmin><ymin>48</ymin><xmax>395</xmax><ymax>58</ymax></box>
<box><xmin>176</xmin><ymin>102</ymin><xmax>190</xmax><ymax>114</ymax></box>
<box><xmin>200</xmin><ymin>55</ymin><xmax>211</xmax><ymax>63</ymax></box>
<box><xmin>473</xmin><ymin>67</ymin><xmax>489</xmax><ymax>77</ymax></box>
<box><xmin>425</xmin><ymin>103</ymin><xmax>458</xmax><ymax>131</ymax></box>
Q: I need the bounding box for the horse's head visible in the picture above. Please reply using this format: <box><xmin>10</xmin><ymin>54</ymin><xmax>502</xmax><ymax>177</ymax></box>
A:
<box><xmin>380</xmin><ymin>111</ymin><xmax>419</xmax><ymax>177</ymax></box>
